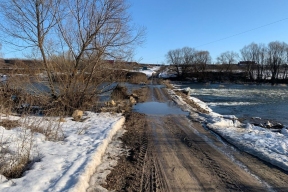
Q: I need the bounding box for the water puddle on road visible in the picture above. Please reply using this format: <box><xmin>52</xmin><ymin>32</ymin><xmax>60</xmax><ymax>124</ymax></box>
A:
<box><xmin>133</xmin><ymin>101</ymin><xmax>189</xmax><ymax>115</ymax></box>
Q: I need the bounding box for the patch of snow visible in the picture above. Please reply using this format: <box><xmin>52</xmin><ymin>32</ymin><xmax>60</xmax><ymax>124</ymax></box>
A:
<box><xmin>158</xmin><ymin>72</ymin><xmax>177</xmax><ymax>78</ymax></box>
<box><xmin>138</xmin><ymin>66</ymin><xmax>160</xmax><ymax>78</ymax></box>
<box><xmin>0</xmin><ymin>112</ymin><xmax>125</xmax><ymax>192</ymax></box>
<box><xmin>188</xmin><ymin>96</ymin><xmax>213</xmax><ymax>113</ymax></box>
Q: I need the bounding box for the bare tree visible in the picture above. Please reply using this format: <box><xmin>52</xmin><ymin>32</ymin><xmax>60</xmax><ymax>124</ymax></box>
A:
<box><xmin>256</xmin><ymin>44</ymin><xmax>267</xmax><ymax>81</ymax></box>
<box><xmin>54</xmin><ymin>0</ymin><xmax>145</xmax><ymax>110</ymax></box>
<box><xmin>166</xmin><ymin>47</ymin><xmax>208</xmax><ymax>79</ymax></box>
<box><xmin>194</xmin><ymin>51</ymin><xmax>211</xmax><ymax>73</ymax></box>
<box><xmin>181</xmin><ymin>47</ymin><xmax>197</xmax><ymax>76</ymax></box>
<box><xmin>166</xmin><ymin>48</ymin><xmax>183</xmax><ymax>77</ymax></box>
<box><xmin>282</xmin><ymin>64</ymin><xmax>288</xmax><ymax>80</ymax></box>
<box><xmin>0</xmin><ymin>0</ymin><xmax>62</xmax><ymax>96</ymax></box>
<box><xmin>0</xmin><ymin>0</ymin><xmax>145</xmax><ymax>113</ymax></box>
<box><xmin>216</xmin><ymin>51</ymin><xmax>239</xmax><ymax>72</ymax></box>
<box><xmin>282</xmin><ymin>45</ymin><xmax>288</xmax><ymax>80</ymax></box>
<box><xmin>240</xmin><ymin>43</ymin><xmax>267</xmax><ymax>81</ymax></box>
<box><xmin>266</xmin><ymin>41</ymin><xmax>288</xmax><ymax>84</ymax></box>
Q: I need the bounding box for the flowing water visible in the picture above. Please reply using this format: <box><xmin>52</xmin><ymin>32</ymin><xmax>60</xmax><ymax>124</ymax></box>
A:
<box><xmin>175</xmin><ymin>83</ymin><xmax>288</xmax><ymax>126</ymax></box>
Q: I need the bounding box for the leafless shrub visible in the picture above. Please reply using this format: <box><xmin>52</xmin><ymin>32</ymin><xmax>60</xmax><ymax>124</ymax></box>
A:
<box><xmin>21</xmin><ymin>116</ymin><xmax>64</xmax><ymax>142</ymax></box>
<box><xmin>0</xmin><ymin>114</ymin><xmax>63</xmax><ymax>179</ymax></box>
<box><xmin>0</xmin><ymin>128</ymin><xmax>35</xmax><ymax>179</ymax></box>
<box><xmin>0</xmin><ymin>69</ymin><xmax>64</xmax><ymax>180</ymax></box>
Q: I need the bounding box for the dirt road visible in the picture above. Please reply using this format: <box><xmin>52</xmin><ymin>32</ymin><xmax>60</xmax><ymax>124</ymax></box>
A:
<box><xmin>97</xmin><ymin>82</ymin><xmax>288</xmax><ymax>192</ymax></box>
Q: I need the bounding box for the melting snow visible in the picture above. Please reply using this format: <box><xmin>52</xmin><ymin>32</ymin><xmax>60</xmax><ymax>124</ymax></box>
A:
<box><xmin>138</xmin><ymin>66</ymin><xmax>160</xmax><ymax>78</ymax></box>
<box><xmin>0</xmin><ymin>112</ymin><xmax>124</xmax><ymax>192</ymax></box>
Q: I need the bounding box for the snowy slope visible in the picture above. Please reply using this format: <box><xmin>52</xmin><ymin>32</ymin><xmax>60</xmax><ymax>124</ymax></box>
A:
<box><xmin>0</xmin><ymin>112</ymin><xmax>124</xmax><ymax>192</ymax></box>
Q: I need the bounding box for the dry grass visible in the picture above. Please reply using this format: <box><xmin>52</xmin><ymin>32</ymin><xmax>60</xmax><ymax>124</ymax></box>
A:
<box><xmin>0</xmin><ymin>119</ymin><xmax>20</xmax><ymax>130</ymax></box>
<box><xmin>132</xmin><ymin>87</ymin><xmax>149</xmax><ymax>103</ymax></box>
<box><xmin>111</xmin><ymin>85</ymin><xmax>128</xmax><ymax>101</ymax></box>
<box><xmin>0</xmin><ymin>127</ymin><xmax>35</xmax><ymax>179</ymax></box>
<box><xmin>126</xmin><ymin>72</ymin><xmax>148</xmax><ymax>84</ymax></box>
<box><xmin>2</xmin><ymin>154</ymin><xmax>31</xmax><ymax>179</ymax></box>
<box><xmin>0</xmin><ymin>116</ymin><xmax>63</xmax><ymax>179</ymax></box>
<box><xmin>0</xmin><ymin>114</ymin><xmax>63</xmax><ymax>179</ymax></box>
<box><xmin>22</xmin><ymin>117</ymin><xmax>64</xmax><ymax>141</ymax></box>
<box><xmin>161</xmin><ymin>80</ymin><xmax>174</xmax><ymax>89</ymax></box>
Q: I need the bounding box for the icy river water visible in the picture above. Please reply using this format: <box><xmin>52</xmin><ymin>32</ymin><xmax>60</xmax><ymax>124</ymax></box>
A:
<box><xmin>174</xmin><ymin>83</ymin><xmax>288</xmax><ymax>126</ymax></box>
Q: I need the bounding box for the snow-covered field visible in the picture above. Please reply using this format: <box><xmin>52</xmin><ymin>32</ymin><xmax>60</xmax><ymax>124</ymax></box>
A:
<box><xmin>0</xmin><ymin>112</ymin><xmax>124</xmax><ymax>192</ymax></box>
<box><xmin>169</xmin><ymin>87</ymin><xmax>288</xmax><ymax>172</ymax></box>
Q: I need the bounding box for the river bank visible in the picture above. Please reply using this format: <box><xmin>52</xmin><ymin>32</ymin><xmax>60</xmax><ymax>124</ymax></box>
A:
<box><xmin>172</xmin><ymin>81</ymin><xmax>288</xmax><ymax>129</ymax></box>
<box><xmin>167</xmin><ymin>84</ymin><xmax>288</xmax><ymax>171</ymax></box>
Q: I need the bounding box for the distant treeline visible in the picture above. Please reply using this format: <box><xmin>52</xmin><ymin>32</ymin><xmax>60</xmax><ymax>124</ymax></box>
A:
<box><xmin>166</xmin><ymin>41</ymin><xmax>288</xmax><ymax>84</ymax></box>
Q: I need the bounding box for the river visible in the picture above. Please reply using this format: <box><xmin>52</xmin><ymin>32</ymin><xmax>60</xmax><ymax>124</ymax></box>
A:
<box><xmin>174</xmin><ymin>82</ymin><xmax>288</xmax><ymax>126</ymax></box>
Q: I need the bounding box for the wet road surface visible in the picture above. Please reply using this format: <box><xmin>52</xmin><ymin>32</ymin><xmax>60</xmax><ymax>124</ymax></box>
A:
<box><xmin>90</xmin><ymin>80</ymin><xmax>288</xmax><ymax>192</ymax></box>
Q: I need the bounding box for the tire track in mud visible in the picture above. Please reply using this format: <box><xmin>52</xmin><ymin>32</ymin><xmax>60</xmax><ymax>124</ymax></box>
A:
<box><xmin>140</xmin><ymin>117</ymin><xmax>170</xmax><ymax>192</ymax></box>
<box><xmin>147</xmin><ymin>116</ymin><xmax>203</xmax><ymax>191</ymax></box>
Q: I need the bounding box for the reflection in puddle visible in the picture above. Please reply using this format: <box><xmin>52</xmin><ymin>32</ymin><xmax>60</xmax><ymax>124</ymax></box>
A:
<box><xmin>133</xmin><ymin>101</ymin><xmax>188</xmax><ymax>115</ymax></box>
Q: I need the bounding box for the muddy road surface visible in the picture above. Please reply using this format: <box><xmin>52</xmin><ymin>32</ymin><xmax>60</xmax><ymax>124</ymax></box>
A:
<box><xmin>95</xmin><ymin>82</ymin><xmax>288</xmax><ymax>192</ymax></box>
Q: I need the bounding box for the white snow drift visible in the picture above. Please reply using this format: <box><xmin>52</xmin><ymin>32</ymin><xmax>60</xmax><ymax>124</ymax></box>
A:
<box><xmin>0</xmin><ymin>112</ymin><xmax>124</xmax><ymax>192</ymax></box>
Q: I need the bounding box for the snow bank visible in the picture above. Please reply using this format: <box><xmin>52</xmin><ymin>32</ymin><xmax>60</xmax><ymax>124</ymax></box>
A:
<box><xmin>0</xmin><ymin>112</ymin><xmax>125</xmax><ymax>192</ymax></box>
<box><xmin>209</xmin><ymin>124</ymin><xmax>288</xmax><ymax>171</ymax></box>
<box><xmin>169</xmin><ymin>88</ymin><xmax>288</xmax><ymax>171</ymax></box>
<box><xmin>158</xmin><ymin>67</ymin><xmax>177</xmax><ymax>78</ymax></box>
<box><xmin>188</xmin><ymin>96</ymin><xmax>213</xmax><ymax>113</ymax></box>
<box><xmin>158</xmin><ymin>72</ymin><xmax>177</xmax><ymax>78</ymax></box>
<box><xmin>71</xmin><ymin>115</ymin><xmax>124</xmax><ymax>192</ymax></box>
<box><xmin>138</xmin><ymin>66</ymin><xmax>160</xmax><ymax>78</ymax></box>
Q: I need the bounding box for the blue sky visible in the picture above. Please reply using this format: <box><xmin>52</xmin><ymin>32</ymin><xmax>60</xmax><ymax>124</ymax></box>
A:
<box><xmin>2</xmin><ymin>1</ymin><xmax>288</xmax><ymax>64</ymax></box>
<box><xmin>128</xmin><ymin>0</ymin><xmax>288</xmax><ymax>64</ymax></box>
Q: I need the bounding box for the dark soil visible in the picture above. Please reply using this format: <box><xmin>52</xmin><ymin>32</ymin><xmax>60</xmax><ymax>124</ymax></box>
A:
<box><xmin>103</xmin><ymin>112</ymin><xmax>148</xmax><ymax>191</ymax></box>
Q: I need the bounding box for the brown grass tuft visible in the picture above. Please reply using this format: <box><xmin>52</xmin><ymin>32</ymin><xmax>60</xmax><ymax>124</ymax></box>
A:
<box><xmin>0</xmin><ymin>119</ymin><xmax>20</xmax><ymax>130</ymax></box>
